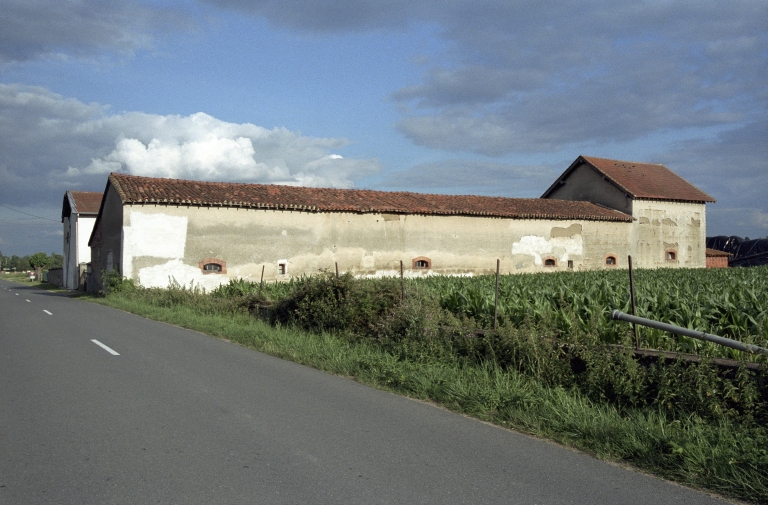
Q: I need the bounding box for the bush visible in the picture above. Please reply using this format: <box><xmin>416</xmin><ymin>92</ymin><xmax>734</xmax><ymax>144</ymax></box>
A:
<box><xmin>272</xmin><ymin>272</ymin><xmax>403</xmax><ymax>337</ymax></box>
<box><xmin>101</xmin><ymin>269</ymin><xmax>136</xmax><ymax>294</ymax></box>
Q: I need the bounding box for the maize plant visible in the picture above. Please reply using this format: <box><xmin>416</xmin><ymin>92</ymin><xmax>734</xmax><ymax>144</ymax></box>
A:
<box><xmin>417</xmin><ymin>265</ymin><xmax>768</xmax><ymax>360</ymax></box>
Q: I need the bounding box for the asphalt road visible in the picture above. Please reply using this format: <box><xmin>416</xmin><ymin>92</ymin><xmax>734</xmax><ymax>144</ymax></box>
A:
<box><xmin>0</xmin><ymin>279</ymin><xmax>731</xmax><ymax>505</ymax></box>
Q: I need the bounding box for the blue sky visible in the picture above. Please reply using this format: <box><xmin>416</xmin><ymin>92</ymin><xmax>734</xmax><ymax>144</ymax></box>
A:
<box><xmin>0</xmin><ymin>0</ymin><xmax>766</xmax><ymax>256</ymax></box>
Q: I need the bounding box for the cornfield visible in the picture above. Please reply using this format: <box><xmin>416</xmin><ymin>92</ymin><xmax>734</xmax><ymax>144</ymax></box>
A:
<box><xmin>213</xmin><ymin>265</ymin><xmax>768</xmax><ymax>361</ymax></box>
<box><xmin>415</xmin><ymin>265</ymin><xmax>768</xmax><ymax>360</ymax></box>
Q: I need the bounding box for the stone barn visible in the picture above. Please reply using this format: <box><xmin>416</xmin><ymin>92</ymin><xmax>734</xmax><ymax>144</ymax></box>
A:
<box><xmin>88</xmin><ymin>155</ymin><xmax>714</xmax><ymax>291</ymax></box>
<box><xmin>542</xmin><ymin>156</ymin><xmax>715</xmax><ymax>269</ymax></box>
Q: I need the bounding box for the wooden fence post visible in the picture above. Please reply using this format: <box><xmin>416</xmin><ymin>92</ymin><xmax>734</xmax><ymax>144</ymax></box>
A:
<box><xmin>494</xmin><ymin>259</ymin><xmax>500</xmax><ymax>330</ymax></box>
<box><xmin>628</xmin><ymin>255</ymin><xmax>639</xmax><ymax>349</ymax></box>
<box><xmin>400</xmin><ymin>260</ymin><xmax>405</xmax><ymax>301</ymax></box>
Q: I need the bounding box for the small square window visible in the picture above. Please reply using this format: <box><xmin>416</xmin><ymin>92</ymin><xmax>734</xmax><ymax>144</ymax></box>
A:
<box><xmin>278</xmin><ymin>262</ymin><xmax>287</xmax><ymax>275</ymax></box>
<box><xmin>605</xmin><ymin>255</ymin><xmax>617</xmax><ymax>266</ymax></box>
<box><xmin>666</xmin><ymin>250</ymin><xmax>676</xmax><ymax>260</ymax></box>
<box><xmin>567</xmin><ymin>260</ymin><xmax>574</xmax><ymax>269</ymax></box>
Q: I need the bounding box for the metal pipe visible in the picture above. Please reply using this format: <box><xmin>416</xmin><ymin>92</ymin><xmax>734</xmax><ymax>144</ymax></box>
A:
<box><xmin>611</xmin><ymin>310</ymin><xmax>768</xmax><ymax>356</ymax></box>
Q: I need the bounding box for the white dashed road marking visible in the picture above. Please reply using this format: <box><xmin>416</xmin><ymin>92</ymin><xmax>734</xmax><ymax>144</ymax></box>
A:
<box><xmin>43</xmin><ymin>310</ymin><xmax>52</xmax><ymax>315</ymax></box>
<box><xmin>26</xmin><ymin>299</ymin><xmax>31</xmax><ymax>302</ymax></box>
<box><xmin>91</xmin><ymin>340</ymin><xmax>120</xmax><ymax>356</ymax></box>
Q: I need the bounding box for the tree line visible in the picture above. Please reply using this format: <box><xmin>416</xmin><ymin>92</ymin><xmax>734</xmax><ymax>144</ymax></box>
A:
<box><xmin>0</xmin><ymin>251</ymin><xmax>64</xmax><ymax>272</ymax></box>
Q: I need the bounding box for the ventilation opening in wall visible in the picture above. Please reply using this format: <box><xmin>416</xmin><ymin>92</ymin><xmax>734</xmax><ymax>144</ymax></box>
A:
<box><xmin>544</xmin><ymin>258</ymin><xmax>556</xmax><ymax>267</ymax></box>
<box><xmin>605</xmin><ymin>255</ymin><xmax>617</xmax><ymax>266</ymax></box>
<box><xmin>412</xmin><ymin>257</ymin><xmax>431</xmax><ymax>269</ymax></box>
<box><xmin>278</xmin><ymin>261</ymin><xmax>287</xmax><ymax>275</ymax></box>
<box><xmin>199</xmin><ymin>258</ymin><xmax>226</xmax><ymax>274</ymax></box>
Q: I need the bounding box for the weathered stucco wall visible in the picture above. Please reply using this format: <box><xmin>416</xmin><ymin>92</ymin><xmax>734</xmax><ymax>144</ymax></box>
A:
<box><xmin>62</xmin><ymin>216</ymin><xmax>76</xmax><ymax>289</ymax></box>
<box><xmin>119</xmin><ymin>203</ymin><xmax>633</xmax><ymax>289</ymax></box>
<box><xmin>544</xmin><ymin>162</ymin><xmax>633</xmax><ymax>215</ymax></box>
<box><xmin>90</xmin><ymin>185</ymin><xmax>124</xmax><ymax>290</ymax></box>
<box><xmin>629</xmin><ymin>200</ymin><xmax>706</xmax><ymax>269</ymax></box>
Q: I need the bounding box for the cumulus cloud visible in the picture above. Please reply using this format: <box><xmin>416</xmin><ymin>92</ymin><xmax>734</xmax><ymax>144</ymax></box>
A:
<box><xmin>73</xmin><ymin>112</ymin><xmax>380</xmax><ymax>186</ymax></box>
<box><xmin>0</xmin><ymin>0</ymin><xmax>193</xmax><ymax>63</ymax></box>
<box><xmin>0</xmin><ymin>84</ymin><xmax>381</xmax><ymax>210</ymax></box>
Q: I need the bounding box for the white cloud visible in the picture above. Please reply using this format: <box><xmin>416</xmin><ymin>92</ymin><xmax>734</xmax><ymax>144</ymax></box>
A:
<box><xmin>74</xmin><ymin>112</ymin><xmax>380</xmax><ymax>187</ymax></box>
<box><xmin>0</xmin><ymin>84</ymin><xmax>382</xmax><ymax>208</ymax></box>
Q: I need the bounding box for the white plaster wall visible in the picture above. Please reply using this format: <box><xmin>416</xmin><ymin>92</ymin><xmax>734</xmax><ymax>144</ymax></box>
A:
<box><xmin>511</xmin><ymin>235</ymin><xmax>583</xmax><ymax>266</ymax></box>
<box><xmin>76</xmin><ymin>216</ymin><xmax>96</xmax><ymax>264</ymax></box>
<box><xmin>122</xmin><ymin>209</ymin><xmax>189</xmax><ymax>284</ymax></box>
<box><xmin>137</xmin><ymin>259</ymin><xmax>231</xmax><ymax>291</ymax></box>
<box><xmin>630</xmin><ymin>200</ymin><xmax>706</xmax><ymax>268</ymax></box>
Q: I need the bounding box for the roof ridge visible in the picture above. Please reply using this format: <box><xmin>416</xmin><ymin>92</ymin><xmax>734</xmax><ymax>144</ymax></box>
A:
<box><xmin>108</xmin><ymin>172</ymin><xmax>554</xmax><ymax>202</ymax></box>
<box><xmin>106</xmin><ymin>172</ymin><xmax>633</xmax><ymax>222</ymax></box>
<box><xmin>581</xmin><ymin>154</ymin><xmax>666</xmax><ymax>167</ymax></box>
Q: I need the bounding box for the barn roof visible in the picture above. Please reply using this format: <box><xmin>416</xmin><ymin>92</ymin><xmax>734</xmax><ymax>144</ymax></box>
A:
<box><xmin>70</xmin><ymin>191</ymin><xmax>103</xmax><ymax>213</ymax></box>
<box><xmin>61</xmin><ymin>191</ymin><xmax>103</xmax><ymax>221</ymax></box>
<box><xmin>107</xmin><ymin>173</ymin><xmax>632</xmax><ymax>222</ymax></box>
<box><xmin>542</xmin><ymin>155</ymin><xmax>716</xmax><ymax>203</ymax></box>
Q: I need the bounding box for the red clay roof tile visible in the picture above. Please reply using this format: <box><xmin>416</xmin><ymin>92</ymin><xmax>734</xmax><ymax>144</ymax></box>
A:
<box><xmin>69</xmin><ymin>191</ymin><xmax>103</xmax><ymax>214</ymax></box>
<box><xmin>108</xmin><ymin>173</ymin><xmax>632</xmax><ymax>222</ymax></box>
<box><xmin>580</xmin><ymin>156</ymin><xmax>715</xmax><ymax>202</ymax></box>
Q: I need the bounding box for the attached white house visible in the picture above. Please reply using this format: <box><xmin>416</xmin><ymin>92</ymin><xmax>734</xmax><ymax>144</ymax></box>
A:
<box><xmin>61</xmin><ymin>191</ymin><xmax>102</xmax><ymax>289</ymax></box>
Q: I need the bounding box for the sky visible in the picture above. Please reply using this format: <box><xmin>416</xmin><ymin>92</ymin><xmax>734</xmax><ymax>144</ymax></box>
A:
<box><xmin>0</xmin><ymin>0</ymin><xmax>765</xmax><ymax>256</ymax></box>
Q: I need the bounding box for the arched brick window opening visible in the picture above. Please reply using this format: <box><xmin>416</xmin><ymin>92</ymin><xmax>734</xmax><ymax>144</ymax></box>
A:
<box><xmin>604</xmin><ymin>254</ymin><xmax>618</xmax><ymax>266</ymax></box>
<box><xmin>199</xmin><ymin>258</ymin><xmax>226</xmax><ymax>274</ymax></box>
<box><xmin>666</xmin><ymin>250</ymin><xmax>677</xmax><ymax>261</ymax></box>
<box><xmin>544</xmin><ymin>258</ymin><xmax>557</xmax><ymax>267</ymax></box>
<box><xmin>412</xmin><ymin>256</ymin><xmax>431</xmax><ymax>269</ymax></box>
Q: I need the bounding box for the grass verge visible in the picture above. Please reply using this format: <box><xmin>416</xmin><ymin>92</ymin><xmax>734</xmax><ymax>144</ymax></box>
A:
<box><xmin>89</xmin><ymin>290</ymin><xmax>766</xmax><ymax>504</ymax></box>
<box><xmin>1</xmin><ymin>272</ymin><xmax>71</xmax><ymax>292</ymax></box>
